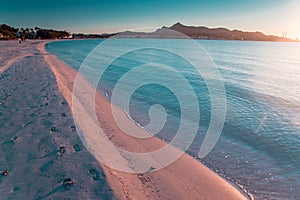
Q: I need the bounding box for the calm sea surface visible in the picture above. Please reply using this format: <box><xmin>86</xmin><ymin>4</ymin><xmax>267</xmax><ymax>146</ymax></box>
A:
<box><xmin>47</xmin><ymin>39</ymin><xmax>300</xmax><ymax>200</ymax></box>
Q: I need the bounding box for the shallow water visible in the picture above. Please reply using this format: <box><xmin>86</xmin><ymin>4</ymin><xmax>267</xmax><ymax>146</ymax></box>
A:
<box><xmin>47</xmin><ymin>39</ymin><xmax>300</xmax><ymax>200</ymax></box>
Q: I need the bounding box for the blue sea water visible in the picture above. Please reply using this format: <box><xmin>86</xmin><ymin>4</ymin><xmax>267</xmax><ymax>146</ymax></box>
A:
<box><xmin>46</xmin><ymin>39</ymin><xmax>300</xmax><ymax>200</ymax></box>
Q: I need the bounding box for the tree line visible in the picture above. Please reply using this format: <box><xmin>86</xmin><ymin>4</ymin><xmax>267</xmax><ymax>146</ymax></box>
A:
<box><xmin>0</xmin><ymin>24</ymin><xmax>71</xmax><ymax>40</ymax></box>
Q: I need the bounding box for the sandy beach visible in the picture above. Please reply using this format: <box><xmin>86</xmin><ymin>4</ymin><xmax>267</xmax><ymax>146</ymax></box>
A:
<box><xmin>0</xmin><ymin>40</ymin><xmax>249</xmax><ymax>200</ymax></box>
<box><xmin>0</xmin><ymin>40</ymin><xmax>115</xmax><ymax>199</ymax></box>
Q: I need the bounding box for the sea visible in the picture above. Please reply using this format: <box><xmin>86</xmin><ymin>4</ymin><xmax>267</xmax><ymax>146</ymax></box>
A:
<box><xmin>46</xmin><ymin>39</ymin><xmax>300</xmax><ymax>200</ymax></box>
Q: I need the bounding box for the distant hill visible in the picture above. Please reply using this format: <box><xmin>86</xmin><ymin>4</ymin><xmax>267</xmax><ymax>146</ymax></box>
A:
<box><xmin>116</xmin><ymin>22</ymin><xmax>297</xmax><ymax>42</ymax></box>
<box><xmin>167</xmin><ymin>22</ymin><xmax>295</xmax><ymax>42</ymax></box>
<box><xmin>1</xmin><ymin>22</ymin><xmax>297</xmax><ymax>42</ymax></box>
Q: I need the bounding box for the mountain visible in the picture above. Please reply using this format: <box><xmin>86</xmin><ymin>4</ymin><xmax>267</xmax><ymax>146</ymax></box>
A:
<box><xmin>116</xmin><ymin>22</ymin><xmax>297</xmax><ymax>42</ymax></box>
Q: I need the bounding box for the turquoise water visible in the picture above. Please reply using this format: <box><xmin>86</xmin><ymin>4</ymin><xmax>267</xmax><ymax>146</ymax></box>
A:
<box><xmin>47</xmin><ymin>39</ymin><xmax>300</xmax><ymax>200</ymax></box>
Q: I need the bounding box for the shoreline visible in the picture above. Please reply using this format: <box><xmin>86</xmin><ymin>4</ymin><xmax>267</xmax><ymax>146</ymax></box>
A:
<box><xmin>39</xmin><ymin>40</ymin><xmax>251</xmax><ymax>200</ymax></box>
<box><xmin>2</xmin><ymin>36</ymin><xmax>300</xmax><ymax>43</ymax></box>
<box><xmin>103</xmin><ymin>91</ymin><xmax>254</xmax><ymax>200</ymax></box>
<box><xmin>111</xmin><ymin>96</ymin><xmax>254</xmax><ymax>200</ymax></box>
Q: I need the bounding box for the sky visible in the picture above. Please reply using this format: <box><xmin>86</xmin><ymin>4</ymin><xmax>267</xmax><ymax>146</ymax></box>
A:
<box><xmin>0</xmin><ymin>0</ymin><xmax>299</xmax><ymax>39</ymax></box>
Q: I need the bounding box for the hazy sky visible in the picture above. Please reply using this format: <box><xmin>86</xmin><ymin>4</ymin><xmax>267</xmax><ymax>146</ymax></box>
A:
<box><xmin>1</xmin><ymin>0</ymin><xmax>299</xmax><ymax>38</ymax></box>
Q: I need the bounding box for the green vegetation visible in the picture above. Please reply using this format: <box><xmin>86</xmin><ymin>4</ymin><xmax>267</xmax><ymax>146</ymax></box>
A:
<box><xmin>0</xmin><ymin>24</ymin><xmax>71</xmax><ymax>40</ymax></box>
<box><xmin>0</xmin><ymin>24</ymin><xmax>18</xmax><ymax>39</ymax></box>
<box><xmin>34</xmin><ymin>27</ymin><xmax>70</xmax><ymax>39</ymax></box>
<box><xmin>0</xmin><ymin>24</ymin><xmax>113</xmax><ymax>40</ymax></box>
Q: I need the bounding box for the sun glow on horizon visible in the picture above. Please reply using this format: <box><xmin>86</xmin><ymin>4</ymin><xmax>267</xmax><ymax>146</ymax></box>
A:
<box><xmin>285</xmin><ymin>1</ymin><xmax>300</xmax><ymax>39</ymax></box>
<box><xmin>0</xmin><ymin>0</ymin><xmax>299</xmax><ymax>39</ymax></box>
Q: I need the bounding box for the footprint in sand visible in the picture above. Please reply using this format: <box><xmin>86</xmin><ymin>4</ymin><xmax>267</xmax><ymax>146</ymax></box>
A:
<box><xmin>88</xmin><ymin>169</ymin><xmax>100</xmax><ymax>181</ymax></box>
<box><xmin>73</xmin><ymin>144</ymin><xmax>81</xmax><ymax>152</ymax></box>
<box><xmin>63</xmin><ymin>178</ymin><xmax>75</xmax><ymax>190</ymax></box>
<box><xmin>10</xmin><ymin>136</ymin><xmax>18</xmax><ymax>144</ymax></box>
<box><xmin>70</xmin><ymin>126</ymin><xmax>76</xmax><ymax>132</ymax></box>
<box><xmin>50</xmin><ymin>127</ymin><xmax>58</xmax><ymax>132</ymax></box>
<box><xmin>58</xmin><ymin>146</ymin><xmax>66</xmax><ymax>155</ymax></box>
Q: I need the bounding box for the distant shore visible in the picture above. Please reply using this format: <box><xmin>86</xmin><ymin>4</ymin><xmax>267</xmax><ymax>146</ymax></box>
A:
<box><xmin>1</xmin><ymin>22</ymin><xmax>298</xmax><ymax>42</ymax></box>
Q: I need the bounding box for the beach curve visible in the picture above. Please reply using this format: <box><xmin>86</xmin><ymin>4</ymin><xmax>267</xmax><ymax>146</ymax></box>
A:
<box><xmin>38</xmin><ymin>41</ymin><xmax>250</xmax><ymax>200</ymax></box>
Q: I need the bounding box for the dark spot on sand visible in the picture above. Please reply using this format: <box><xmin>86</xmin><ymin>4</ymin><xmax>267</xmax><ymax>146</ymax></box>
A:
<box><xmin>50</xmin><ymin>127</ymin><xmax>57</xmax><ymax>132</ymax></box>
<box><xmin>40</xmin><ymin>102</ymin><xmax>48</xmax><ymax>107</ymax></box>
<box><xmin>61</xmin><ymin>101</ymin><xmax>67</xmax><ymax>105</ymax></box>
<box><xmin>73</xmin><ymin>144</ymin><xmax>81</xmax><ymax>152</ymax></box>
<box><xmin>47</xmin><ymin>112</ymin><xmax>52</xmax><ymax>117</ymax></box>
<box><xmin>58</xmin><ymin>146</ymin><xmax>66</xmax><ymax>154</ymax></box>
<box><xmin>13</xmin><ymin>187</ymin><xmax>20</xmax><ymax>192</ymax></box>
<box><xmin>89</xmin><ymin>169</ymin><xmax>99</xmax><ymax>181</ymax></box>
<box><xmin>63</xmin><ymin>178</ymin><xmax>75</xmax><ymax>189</ymax></box>
<box><xmin>10</xmin><ymin>136</ymin><xmax>18</xmax><ymax>143</ymax></box>
<box><xmin>137</xmin><ymin>173</ymin><xmax>150</xmax><ymax>185</ymax></box>
<box><xmin>70</xmin><ymin>126</ymin><xmax>76</xmax><ymax>132</ymax></box>
<box><xmin>61</xmin><ymin>113</ymin><xmax>66</xmax><ymax>117</ymax></box>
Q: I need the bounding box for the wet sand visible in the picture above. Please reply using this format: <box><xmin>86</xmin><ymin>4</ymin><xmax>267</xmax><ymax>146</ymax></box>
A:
<box><xmin>38</xmin><ymin>40</ymin><xmax>249</xmax><ymax>200</ymax></box>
